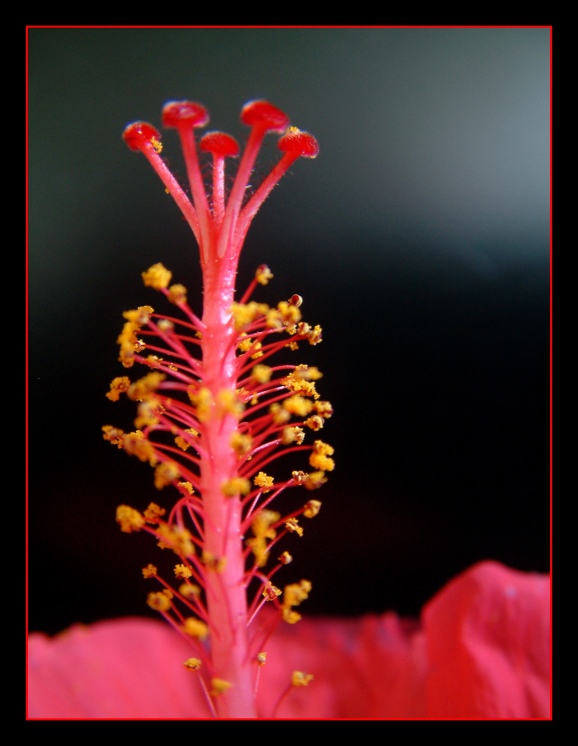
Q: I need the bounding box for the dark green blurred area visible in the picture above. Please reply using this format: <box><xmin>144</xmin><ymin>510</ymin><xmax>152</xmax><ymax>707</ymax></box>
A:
<box><xmin>28</xmin><ymin>27</ymin><xmax>550</xmax><ymax>634</ymax></box>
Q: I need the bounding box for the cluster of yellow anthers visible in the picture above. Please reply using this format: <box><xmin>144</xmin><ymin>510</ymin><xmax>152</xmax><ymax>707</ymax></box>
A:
<box><xmin>104</xmin><ymin>261</ymin><xmax>333</xmax><ymax>709</ymax></box>
<box><xmin>110</xmin><ymin>100</ymin><xmax>327</xmax><ymax>717</ymax></box>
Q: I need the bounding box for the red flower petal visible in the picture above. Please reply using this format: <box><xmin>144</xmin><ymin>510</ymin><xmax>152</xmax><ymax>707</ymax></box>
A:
<box><xmin>422</xmin><ymin>561</ymin><xmax>551</xmax><ymax>718</ymax></box>
<box><xmin>27</xmin><ymin>562</ymin><xmax>550</xmax><ymax>719</ymax></box>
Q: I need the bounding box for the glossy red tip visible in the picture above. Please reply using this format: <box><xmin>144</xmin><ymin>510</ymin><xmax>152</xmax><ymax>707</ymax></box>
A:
<box><xmin>240</xmin><ymin>100</ymin><xmax>290</xmax><ymax>132</ymax></box>
<box><xmin>123</xmin><ymin>121</ymin><xmax>162</xmax><ymax>151</ymax></box>
<box><xmin>277</xmin><ymin>130</ymin><xmax>319</xmax><ymax>159</ymax></box>
<box><xmin>161</xmin><ymin>101</ymin><xmax>210</xmax><ymax>129</ymax></box>
<box><xmin>199</xmin><ymin>131</ymin><xmax>240</xmax><ymax>157</ymax></box>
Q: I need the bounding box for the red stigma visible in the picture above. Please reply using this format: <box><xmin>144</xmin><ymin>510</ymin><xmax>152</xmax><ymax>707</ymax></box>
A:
<box><xmin>240</xmin><ymin>100</ymin><xmax>290</xmax><ymax>132</ymax></box>
<box><xmin>123</xmin><ymin>121</ymin><xmax>162</xmax><ymax>151</ymax></box>
<box><xmin>161</xmin><ymin>100</ymin><xmax>210</xmax><ymax>128</ymax></box>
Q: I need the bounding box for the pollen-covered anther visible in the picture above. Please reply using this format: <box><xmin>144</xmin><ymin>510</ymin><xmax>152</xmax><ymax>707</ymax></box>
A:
<box><xmin>251</xmin><ymin>364</ymin><xmax>272</xmax><ymax>384</ymax></box>
<box><xmin>241</xmin><ymin>100</ymin><xmax>290</xmax><ymax>132</ymax></box>
<box><xmin>291</xmin><ymin>470</ymin><xmax>308</xmax><ymax>485</ymax></box>
<box><xmin>303</xmin><ymin>500</ymin><xmax>322</xmax><ymax>518</ymax></box>
<box><xmin>142</xmin><ymin>263</ymin><xmax>172</xmax><ymax>290</ymax></box>
<box><xmin>167</xmin><ymin>283</ymin><xmax>188</xmax><ymax>304</ymax></box>
<box><xmin>276</xmin><ymin>300</ymin><xmax>302</xmax><ymax>325</ymax></box>
<box><xmin>147</xmin><ymin>589</ymin><xmax>173</xmax><ymax>612</ymax></box>
<box><xmin>106</xmin><ymin>376</ymin><xmax>131</xmax><ymax>401</ymax></box>
<box><xmin>307</xmin><ymin>325</ymin><xmax>323</xmax><ymax>345</ymax></box>
<box><xmin>123</xmin><ymin>121</ymin><xmax>163</xmax><ymax>153</ymax></box>
<box><xmin>102</xmin><ymin>424</ymin><xmax>125</xmax><ymax>447</ymax></box>
<box><xmin>188</xmin><ymin>386</ymin><xmax>213</xmax><ymax>422</ymax></box>
<box><xmin>304</xmin><ymin>415</ymin><xmax>324</xmax><ymax>431</ymax></box>
<box><xmin>285</xmin><ymin>517</ymin><xmax>303</xmax><ymax>536</ymax></box>
<box><xmin>122</xmin><ymin>430</ymin><xmax>157</xmax><ymax>464</ymax></box>
<box><xmin>283</xmin><ymin>395</ymin><xmax>314</xmax><ymax>417</ymax></box>
<box><xmin>304</xmin><ymin>471</ymin><xmax>327</xmax><ymax>490</ymax></box>
<box><xmin>309</xmin><ymin>440</ymin><xmax>335</xmax><ymax>472</ymax></box>
<box><xmin>217</xmin><ymin>389</ymin><xmax>245</xmax><ymax>418</ymax></box>
<box><xmin>182</xmin><ymin>617</ymin><xmax>209</xmax><ymax>640</ymax></box>
<box><xmin>249</xmin><ymin>509</ymin><xmax>280</xmax><ymax>567</ymax></box>
<box><xmin>142</xmin><ymin>563</ymin><xmax>158</xmax><ymax>578</ymax></box>
<box><xmin>128</xmin><ymin>371</ymin><xmax>165</xmax><ymax>401</ymax></box>
<box><xmin>254</xmin><ymin>472</ymin><xmax>275</xmax><ymax>492</ymax></box>
<box><xmin>199</xmin><ymin>131</ymin><xmax>240</xmax><ymax>157</ymax></box>
<box><xmin>278</xmin><ymin>551</ymin><xmax>293</xmax><ymax>564</ymax></box>
<box><xmin>314</xmin><ymin>400</ymin><xmax>334</xmax><ymax>419</ymax></box>
<box><xmin>143</xmin><ymin>502</ymin><xmax>166</xmax><ymax>522</ymax></box>
<box><xmin>281</xmin><ymin>579</ymin><xmax>312</xmax><ymax>623</ymax></box>
<box><xmin>230</xmin><ymin>431</ymin><xmax>252</xmax><ymax>457</ymax></box>
<box><xmin>262</xmin><ymin>583</ymin><xmax>282</xmax><ymax>601</ymax></box>
<box><xmin>177</xmin><ymin>481</ymin><xmax>195</xmax><ymax>495</ymax></box>
<box><xmin>180</xmin><ymin>583</ymin><xmax>201</xmax><ymax>598</ymax></box>
<box><xmin>202</xmin><ymin>551</ymin><xmax>227</xmax><ymax>573</ymax></box>
<box><xmin>270</xmin><ymin>402</ymin><xmax>291</xmax><ymax>426</ymax></box>
<box><xmin>157</xmin><ymin>319</ymin><xmax>174</xmax><ymax>333</ymax></box>
<box><xmin>183</xmin><ymin>658</ymin><xmax>202</xmax><ymax>671</ymax></box>
<box><xmin>282</xmin><ymin>374</ymin><xmax>319</xmax><ymax>398</ymax></box>
<box><xmin>256</xmin><ymin>264</ymin><xmax>274</xmax><ymax>285</ymax></box>
<box><xmin>231</xmin><ymin>302</ymin><xmax>270</xmax><ymax>330</ymax></box>
<box><xmin>291</xmin><ymin>671</ymin><xmax>314</xmax><ymax>687</ymax></box>
<box><xmin>161</xmin><ymin>100</ymin><xmax>209</xmax><ymax>129</ymax></box>
<box><xmin>278</xmin><ymin>127</ymin><xmax>320</xmax><ymax>159</ymax></box>
<box><xmin>154</xmin><ymin>461</ymin><xmax>181</xmax><ymax>489</ymax></box>
<box><xmin>116</xmin><ymin>505</ymin><xmax>145</xmax><ymax>533</ymax></box>
<box><xmin>256</xmin><ymin>652</ymin><xmax>267</xmax><ymax>665</ymax></box>
<box><xmin>282</xmin><ymin>426</ymin><xmax>305</xmax><ymax>445</ymax></box>
<box><xmin>221</xmin><ymin>477</ymin><xmax>251</xmax><ymax>497</ymax></box>
<box><xmin>156</xmin><ymin>524</ymin><xmax>195</xmax><ymax>556</ymax></box>
<box><xmin>174</xmin><ymin>563</ymin><xmax>193</xmax><ymax>579</ymax></box>
<box><xmin>210</xmin><ymin>678</ymin><xmax>233</xmax><ymax>697</ymax></box>
<box><xmin>288</xmin><ymin>293</ymin><xmax>303</xmax><ymax>308</ymax></box>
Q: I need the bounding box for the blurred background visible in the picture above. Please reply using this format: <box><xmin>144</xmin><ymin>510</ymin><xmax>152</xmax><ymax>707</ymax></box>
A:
<box><xmin>28</xmin><ymin>27</ymin><xmax>550</xmax><ymax>635</ymax></box>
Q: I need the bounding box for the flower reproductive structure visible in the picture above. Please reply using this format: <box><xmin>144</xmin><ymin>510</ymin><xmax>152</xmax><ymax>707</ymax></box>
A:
<box><xmin>104</xmin><ymin>99</ymin><xmax>333</xmax><ymax>717</ymax></box>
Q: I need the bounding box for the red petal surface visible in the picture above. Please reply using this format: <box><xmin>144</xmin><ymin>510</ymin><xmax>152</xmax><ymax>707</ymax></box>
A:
<box><xmin>27</xmin><ymin>561</ymin><xmax>550</xmax><ymax>719</ymax></box>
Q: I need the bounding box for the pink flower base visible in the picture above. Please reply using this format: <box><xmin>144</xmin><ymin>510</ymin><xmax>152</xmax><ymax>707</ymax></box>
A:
<box><xmin>27</xmin><ymin>561</ymin><xmax>550</xmax><ymax>719</ymax></box>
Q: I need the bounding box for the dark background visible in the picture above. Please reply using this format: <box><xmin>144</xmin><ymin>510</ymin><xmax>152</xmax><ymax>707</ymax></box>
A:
<box><xmin>28</xmin><ymin>27</ymin><xmax>550</xmax><ymax>635</ymax></box>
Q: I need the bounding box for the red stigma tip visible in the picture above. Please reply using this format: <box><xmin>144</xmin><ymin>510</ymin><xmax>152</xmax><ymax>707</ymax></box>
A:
<box><xmin>277</xmin><ymin>130</ymin><xmax>319</xmax><ymax>159</ymax></box>
<box><xmin>123</xmin><ymin>121</ymin><xmax>162</xmax><ymax>151</ymax></box>
<box><xmin>199</xmin><ymin>131</ymin><xmax>240</xmax><ymax>157</ymax></box>
<box><xmin>240</xmin><ymin>100</ymin><xmax>290</xmax><ymax>132</ymax></box>
<box><xmin>161</xmin><ymin>100</ymin><xmax>210</xmax><ymax>128</ymax></box>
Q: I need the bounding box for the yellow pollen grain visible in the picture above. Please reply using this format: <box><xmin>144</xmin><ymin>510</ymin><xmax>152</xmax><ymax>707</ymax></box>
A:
<box><xmin>210</xmin><ymin>678</ymin><xmax>232</xmax><ymax>697</ymax></box>
<box><xmin>168</xmin><ymin>283</ymin><xmax>187</xmax><ymax>304</ymax></box>
<box><xmin>183</xmin><ymin>658</ymin><xmax>202</xmax><ymax>671</ymax></box>
<box><xmin>116</xmin><ymin>505</ymin><xmax>145</xmax><ymax>533</ymax></box>
<box><xmin>303</xmin><ymin>499</ymin><xmax>322</xmax><ymax>518</ymax></box>
<box><xmin>174</xmin><ymin>563</ymin><xmax>193</xmax><ymax>579</ymax></box>
<box><xmin>221</xmin><ymin>477</ymin><xmax>251</xmax><ymax>497</ymax></box>
<box><xmin>255</xmin><ymin>265</ymin><xmax>274</xmax><ymax>285</ymax></box>
<box><xmin>147</xmin><ymin>590</ymin><xmax>172</xmax><ymax>612</ymax></box>
<box><xmin>285</xmin><ymin>517</ymin><xmax>304</xmax><ymax>536</ymax></box>
<box><xmin>292</xmin><ymin>671</ymin><xmax>314</xmax><ymax>687</ymax></box>
<box><xmin>154</xmin><ymin>461</ymin><xmax>181</xmax><ymax>489</ymax></box>
<box><xmin>143</xmin><ymin>502</ymin><xmax>166</xmax><ymax>521</ymax></box>
<box><xmin>106</xmin><ymin>376</ymin><xmax>131</xmax><ymax>401</ymax></box>
<box><xmin>142</xmin><ymin>563</ymin><xmax>158</xmax><ymax>578</ymax></box>
<box><xmin>142</xmin><ymin>263</ymin><xmax>172</xmax><ymax>289</ymax></box>
<box><xmin>182</xmin><ymin>617</ymin><xmax>209</xmax><ymax>640</ymax></box>
<box><xmin>254</xmin><ymin>471</ymin><xmax>274</xmax><ymax>492</ymax></box>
